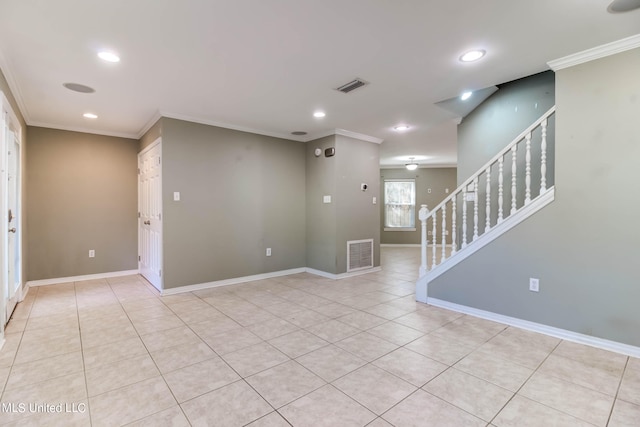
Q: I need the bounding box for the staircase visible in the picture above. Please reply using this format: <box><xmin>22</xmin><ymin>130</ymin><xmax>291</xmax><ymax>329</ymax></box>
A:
<box><xmin>416</xmin><ymin>106</ymin><xmax>556</xmax><ymax>303</ymax></box>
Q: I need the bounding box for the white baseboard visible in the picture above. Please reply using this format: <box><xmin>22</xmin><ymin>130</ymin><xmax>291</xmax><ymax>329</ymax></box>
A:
<box><xmin>26</xmin><ymin>270</ymin><xmax>140</xmax><ymax>287</ymax></box>
<box><xmin>427</xmin><ymin>297</ymin><xmax>640</xmax><ymax>358</ymax></box>
<box><xmin>161</xmin><ymin>268</ymin><xmax>307</xmax><ymax>295</ymax></box>
<box><xmin>305</xmin><ymin>266</ymin><xmax>382</xmax><ymax>280</ymax></box>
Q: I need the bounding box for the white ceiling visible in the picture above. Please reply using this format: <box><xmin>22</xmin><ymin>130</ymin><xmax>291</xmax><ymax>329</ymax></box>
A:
<box><xmin>0</xmin><ymin>1</ymin><xmax>638</xmax><ymax>167</ymax></box>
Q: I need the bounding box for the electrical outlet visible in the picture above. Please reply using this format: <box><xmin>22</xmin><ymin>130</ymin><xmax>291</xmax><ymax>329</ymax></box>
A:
<box><xmin>266</xmin><ymin>248</ymin><xmax>272</xmax><ymax>257</ymax></box>
<box><xmin>89</xmin><ymin>250</ymin><xmax>95</xmax><ymax>258</ymax></box>
<box><xmin>529</xmin><ymin>278</ymin><xmax>539</xmax><ymax>292</ymax></box>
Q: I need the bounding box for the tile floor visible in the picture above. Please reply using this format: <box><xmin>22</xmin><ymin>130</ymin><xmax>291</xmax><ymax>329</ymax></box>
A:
<box><xmin>0</xmin><ymin>247</ymin><xmax>638</xmax><ymax>426</ymax></box>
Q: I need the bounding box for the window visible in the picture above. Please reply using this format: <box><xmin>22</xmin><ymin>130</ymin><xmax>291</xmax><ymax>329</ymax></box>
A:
<box><xmin>384</xmin><ymin>179</ymin><xmax>416</xmax><ymax>230</ymax></box>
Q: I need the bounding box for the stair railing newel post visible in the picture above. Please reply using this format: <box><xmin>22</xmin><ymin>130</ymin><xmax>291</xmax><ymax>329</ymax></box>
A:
<box><xmin>418</xmin><ymin>204</ymin><xmax>429</xmax><ymax>277</ymax></box>
<box><xmin>525</xmin><ymin>132</ymin><xmax>532</xmax><ymax>205</ymax></box>
<box><xmin>540</xmin><ymin>118</ymin><xmax>548</xmax><ymax>194</ymax></box>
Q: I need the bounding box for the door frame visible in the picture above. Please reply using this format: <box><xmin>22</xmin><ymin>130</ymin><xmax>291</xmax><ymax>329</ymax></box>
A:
<box><xmin>138</xmin><ymin>137</ymin><xmax>163</xmax><ymax>291</ymax></box>
<box><xmin>1</xmin><ymin>91</ymin><xmax>24</xmax><ymax>332</ymax></box>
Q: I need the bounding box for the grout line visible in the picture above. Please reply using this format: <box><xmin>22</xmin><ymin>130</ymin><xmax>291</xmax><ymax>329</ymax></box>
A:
<box><xmin>605</xmin><ymin>356</ymin><xmax>629</xmax><ymax>426</ymax></box>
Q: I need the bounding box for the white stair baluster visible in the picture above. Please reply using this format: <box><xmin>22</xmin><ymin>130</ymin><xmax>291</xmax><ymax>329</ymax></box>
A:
<box><xmin>485</xmin><ymin>167</ymin><xmax>491</xmax><ymax>232</ymax></box>
<box><xmin>511</xmin><ymin>145</ymin><xmax>517</xmax><ymax>215</ymax></box>
<box><xmin>498</xmin><ymin>157</ymin><xmax>504</xmax><ymax>224</ymax></box>
<box><xmin>461</xmin><ymin>192</ymin><xmax>468</xmax><ymax>248</ymax></box>
<box><xmin>432</xmin><ymin>213</ymin><xmax>437</xmax><ymax>268</ymax></box>
<box><xmin>473</xmin><ymin>177</ymin><xmax>479</xmax><ymax>241</ymax></box>
<box><xmin>441</xmin><ymin>205</ymin><xmax>447</xmax><ymax>263</ymax></box>
<box><xmin>525</xmin><ymin>132</ymin><xmax>531</xmax><ymax>205</ymax></box>
<box><xmin>418</xmin><ymin>204</ymin><xmax>429</xmax><ymax>277</ymax></box>
<box><xmin>451</xmin><ymin>195</ymin><xmax>457</xmax><ymax>255</ymax></box>
<box><xmin>540</xmin><ymin>118</ymin><xmax>548</xmax><ymax>194</ymax></box>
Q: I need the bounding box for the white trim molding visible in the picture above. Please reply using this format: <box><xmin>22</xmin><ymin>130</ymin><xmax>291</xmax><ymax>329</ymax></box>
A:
<box><xmin>161</xmin><ymin>268</ymin><xmax>307</xmax><ymax>295</ymax></box>
<box><xmin>305</xmin><ymin>266</ymin><xmax>382</xmax><ymax>280</ymax></box>
<box><xmin>427</xmin><ymin>297</ymin><xmax>640</xmax><ymax>358</ymax></box>
<box><xmin>548</xmin><ymin>34</ymin><xmax>640</xmax><ymax>71</ymax></box>
<box><xmin>26</xmin><ymin>270</ymin><xmax>140</xmax><ymax>287</ymax></box>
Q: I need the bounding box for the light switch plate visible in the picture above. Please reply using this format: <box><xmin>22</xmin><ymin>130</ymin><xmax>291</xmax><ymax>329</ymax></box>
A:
<box><xmin>173</xmin><ymin>192</ymin><xmax>180</xmax><ymax>201</ymax></box>
<box><xmin>323</xmin><ymin>195</ymin><xmax>331</xmax><ymax>203</ymax></box>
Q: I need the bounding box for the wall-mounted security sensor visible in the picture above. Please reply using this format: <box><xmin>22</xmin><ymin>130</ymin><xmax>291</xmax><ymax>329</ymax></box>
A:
<box><xmin>325</xmin><ymin>147</ymin><xmax>335</xmax><ymax>157</ymax></box>
<box><xmin>314</xmin><ymin>148</ymin><xmax>322</xmax><ymax>157</ymax></box>
<box><xmin>361</xmin><ymin>183</ymin><xmax>368</xmax><ymax>191</ymax></box>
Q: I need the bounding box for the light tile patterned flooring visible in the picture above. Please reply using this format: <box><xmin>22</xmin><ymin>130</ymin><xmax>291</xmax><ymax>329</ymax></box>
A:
<box><xmin>0</xmin><ymin>247</ymin><xmax>638</xmax><ymax>426</ymax></box>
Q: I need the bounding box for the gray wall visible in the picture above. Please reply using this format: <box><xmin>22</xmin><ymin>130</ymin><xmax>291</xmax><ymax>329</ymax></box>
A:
<box><xmin>430</xmin><ymin>48</ymin><xmax>640</xmax><ymax>346</ymax></box>
<box><xmin>139</xmin><ymin>118</ymin><xmax>162</xmax><ymax>151</ymax></box>
<box><xmin>380</xmin><ymin>168</ymin><xmax>456</xmax><ymax>245</ymax></box>
<box><xmin>26</xmin><ymin>127</ymin><xmax>138</xmax><ymax>280</ymax></box>
<box><xmin>335</xmin><ymin>135</ymin><xmax>381</xmax><ymax>272</ymax></box>
<box><xmin>305</xmin><ymin>136</ymin><xmax>337</xmax><ymax>273</ymax></box>
<box><xmin>161</xmin><ymin>118</ymin><xmax>306</xmax><ymax>289</ymax></box>
<box><xmin>306</xmin><ymin>135</ymin><xmax>381</xmax><ymax>274</ymax></box>
<box><xmin>458</xmin><ymin>71</ymin><xmax>556</xmax><ymax>182</ymax></box>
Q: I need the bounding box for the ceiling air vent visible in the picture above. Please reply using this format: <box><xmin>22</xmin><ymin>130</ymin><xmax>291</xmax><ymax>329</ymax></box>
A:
<box><xmin>335</xmin><ymin>78</ymin><xmax>368</xmax><ymax>94</ymax></box>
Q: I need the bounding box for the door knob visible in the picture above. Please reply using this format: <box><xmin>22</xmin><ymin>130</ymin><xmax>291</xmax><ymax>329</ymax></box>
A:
<box><xmin>144</xmin><ymin>220</ymin><xmax>151</xmax><ymax>225</ymax></box>
<box><xmin>9</xmin><ymin>228</ymin><xmax>16</xmax><ymax>233</ymax></box>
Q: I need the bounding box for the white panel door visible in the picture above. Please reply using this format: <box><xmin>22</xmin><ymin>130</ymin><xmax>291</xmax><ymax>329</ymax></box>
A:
<box><xmin>1</xmin><ymin>95</ymin><xmax>22</xmax><ymax>327</ymax></box>
<box><xmin>5</xmin><ymin>129</ymin><xmax>20</xmax><ymax>321</ymax></box>
<box><xmin>138</xmin><ymin>140</ymin><xmax>162</xmax><ymax>291</ymax></box>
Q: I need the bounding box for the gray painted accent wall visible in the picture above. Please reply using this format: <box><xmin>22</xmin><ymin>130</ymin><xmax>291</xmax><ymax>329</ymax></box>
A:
<box><xmin>429</xmin><ymin>48</ymin><xmax>640</xmax><ymax>346</ymax></box>
<box><xmin>139</xmin><ymin>118</ymin><xmax>162</xmax><ymax>151</ymax></box>
<box><xmin>306</xmin><ymin>135</ymin><xmax>381</xmax><ymax>274</ymax></box>
<box><xmin>335</xmin><ymin>135</ymin><xmax>381</xmax><ymax>272</ymax></box>
<box><xmin>161</xmin><ymin>118</ymin><xmax>306</xmax><ymax>289</ymax></box>
<box><xmin>305</xmin><ymin>135</ymin><xmax>337</xmax><ymax>273</ymax></box>
<box><xmin>380</xmin><ymin>168</ymin><xmax>456</xmax><ymax>245</ymax></box>
<box><xmin>26</xmin><ymin>127</ymin><xmax>138</xmax><ymax>280</ymax></box>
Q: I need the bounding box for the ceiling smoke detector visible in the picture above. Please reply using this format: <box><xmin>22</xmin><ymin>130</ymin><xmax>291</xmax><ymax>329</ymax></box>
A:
<box><xmin>63</xmin><ymin>83</ymin><xmax>95</xmax><ymax>93</ymax></box>
<box><xmin>607</xmin><ymin>0</ymin><xmax>640</xmax><ymax>12</ymax></box>
<box><xmin>335</xmin><ymin>78</ymin><xmax>369</xmax><ymax>94</ymax></box>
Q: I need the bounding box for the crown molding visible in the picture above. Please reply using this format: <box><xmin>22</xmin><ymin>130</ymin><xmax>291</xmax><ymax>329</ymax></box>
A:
<box><xmin>334</xmin><ymin>128</ymin><xmax>384</xmax><ymax>144</ymax></box>
<box><xmin>158</xmin><ymin>110</ymin><xmax>307</xmax><ymax>142</ymax></box>
<box><xmin>27</xmin><ymin>121</ymin><xmax>139</xmax><ymax>139</ymax></box>
<box><xmin>0</xmin><ymin>50</ymin><xmax>31</xmax><ymax>123</ymax></box>
<box><xmin>137</xmin><ymin>110</ymin><xmax>163</xmax><ymax>139</ymax></box>
<box><xmin>548</xmin><ymin>33</ymin><xmax>640</xmax><ymax>71</ymax></box>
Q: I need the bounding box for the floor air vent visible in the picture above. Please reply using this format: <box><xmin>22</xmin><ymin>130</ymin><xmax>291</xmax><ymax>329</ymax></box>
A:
<box><xmin>336</xmin><ymin>78</ymin><xmax>368</xmax><ymax>94</ymax></box>
<box><xmin>347</xmin><ymin>239</ymin><xmax>374</xmax><ymax>272</ymax></box>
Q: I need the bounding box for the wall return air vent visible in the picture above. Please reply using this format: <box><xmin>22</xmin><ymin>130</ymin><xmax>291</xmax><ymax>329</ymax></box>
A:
<box><xmin>347</xmin><ymin>239</ymin><xmax>374</xmax><ymax>272</ymax></box>
<box><xmin>335</xmin><ymin>78</ymin><xmax>368</xmax><ymax>94</ymax></box>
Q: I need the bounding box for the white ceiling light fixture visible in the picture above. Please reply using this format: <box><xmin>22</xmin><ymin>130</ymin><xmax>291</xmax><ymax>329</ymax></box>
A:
<box><xmin>405</xmin><ymin>157</ymin><xmax>419</xmax><ymax>170</ymax></box>
<box><xmin>313</xmin><ymin>111</ymin><xmax>326</xmax><ymax>118</ymax></box>
<box><xmin>98</xmin><ymin>51</ymin><xmax>120</xmax><ymax>63</ymax></box>
<box><xmin>83</xmin><ymin>112</ymin><xmax>98</xmax><ymax>119</ymax></box>
<box><xmin>459</xmin><ymin>49</ymin><xmax>486</xmax><ymax>62</ymax></box>
<box><xmin>394</xmin><ymin>124</ymin><xmax>410</xmax><ymax>131</ymax></box>
<box><xmin>461</xmin><ymin>91</ymin><xmax>473</xmax><ymax>101</ymax></box>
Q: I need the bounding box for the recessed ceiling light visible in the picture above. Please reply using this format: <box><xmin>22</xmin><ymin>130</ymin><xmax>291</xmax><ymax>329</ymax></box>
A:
<box><xmin>63</xmin><ymin>82</ymin><xmax>95</xmax><ymax>93</ymax></box>
<box><xmin>98</xmin><ymin>51</ymin><xmax>120</xmax><ymax>63</ymax></box>
<box><xmin>461</xmin><ymin>91</ymin><xmax>473</xmax><ymax>101</ymax></box>
<box><xmin>394</xmin><ymin>124</ymin><xmax>410</xmax><ymax>131</ymax></box>
<box><xmin>459</xmin><ymin>50</ymin><xmax>486</xmax><ymax>62</ymax></box>
<box><xmin>608</xmin><ymin>0</ymin><xmax>640</xmax><ymax>13</ymax></box>
<box><xmin>83</xmin><ymin>113</ymin><xmax>98</xmax><ymax>119</ymax></box>
<box><xmin>313</xmin><ymin>111</ymin><xmax>326</xmax><ymax>118</ymax></box>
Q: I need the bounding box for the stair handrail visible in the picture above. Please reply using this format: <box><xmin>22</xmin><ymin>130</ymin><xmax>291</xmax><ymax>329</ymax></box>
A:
<box><xmin>418</xmin><ymin>105</ymin><xmax>556</xmax><ymax>278</ymax></box>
